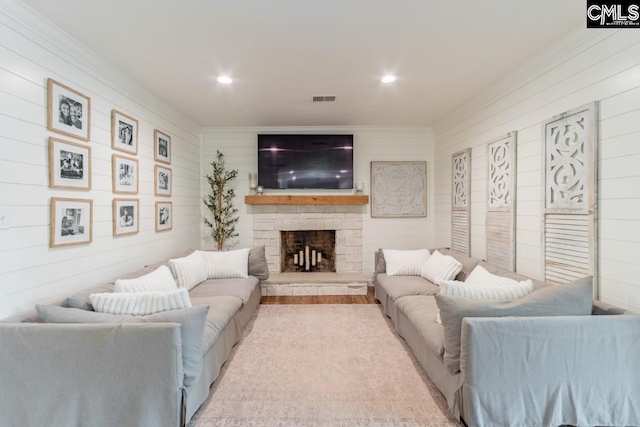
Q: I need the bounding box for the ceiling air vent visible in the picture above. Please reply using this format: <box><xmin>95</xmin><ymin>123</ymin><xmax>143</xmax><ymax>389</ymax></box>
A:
<box><xmin>312</xmin><ymin>95</ymin><xmax>336</xmax><ymax>102</ymax></box>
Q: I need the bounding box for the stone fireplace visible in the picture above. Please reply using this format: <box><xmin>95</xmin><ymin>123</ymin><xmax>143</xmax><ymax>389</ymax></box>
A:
<box><xmin>280</xmin><ymin>230</ymin><xmax>336</xmax><ymax>273</ymax></box>
<box><xmin>251</xmin><ymin>204</ymin><xmax>363</xmax><ymax>274</ymax></box>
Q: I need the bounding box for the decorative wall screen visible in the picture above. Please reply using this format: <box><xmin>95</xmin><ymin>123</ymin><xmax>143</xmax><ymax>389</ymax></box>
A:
<box><xmin>451</xmin><ymin>149</ymin><xmax>471</xmax><ymax>255</ymax></box>
<box><xmin>542</xmin><ymin>102</ymin><xmax>597</xmax><ymax>294</ymax></box>
<box><xmin>486</xmin><ymin>132</ymin><xmax>517</xmax><ymax>271</ymax></box>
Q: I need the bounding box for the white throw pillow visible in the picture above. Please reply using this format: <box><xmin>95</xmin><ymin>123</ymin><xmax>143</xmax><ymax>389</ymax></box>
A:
<box><xmin>199</xmin><ymin>248</ymin><xmax>249</xmax><ymax>279</ymax></box>
<box><xmin>420</xmin><ymin>250</ymin><xmax>463</xmax><ymax>284</ymax></box>
<box><xmin>169</xmin><ymin>251</ymin><xmax>209</xmax><ymax>291</ymax></box>
<box><xmin>465</xmin><ymin>265</ymin><xmax>519</xmax><ymax>287</ymax></box>
<box><xmin>90</xmin><ymin>288</ymin><xmax>191</xmax><ymax>315</ymax></box>
<box><xmin>382</xmin><ymin>249</ymin><xmax>431</xmax><ymax>276</ymax></box>
<box><xmin>439</xmin><ymin>279</ymin><xmax>535</xmax><ymax>300</ymax></box>
<box><xmin>114</xmin><ymin>265</ymin><xmax>177</xmax><ymax>293</ymax></box>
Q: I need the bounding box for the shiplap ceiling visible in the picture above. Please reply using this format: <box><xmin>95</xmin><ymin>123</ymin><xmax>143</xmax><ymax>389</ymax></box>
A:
<box><xmin>22</xmin><ymin>0</ymin><xmax>584</xmax><ymax>127</ymax></box>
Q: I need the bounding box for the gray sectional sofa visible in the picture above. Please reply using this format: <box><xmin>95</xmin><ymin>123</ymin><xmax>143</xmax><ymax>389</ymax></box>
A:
<box><xmin>0</xmin><ymin>248</ymin><xmax>268</xmax><ymax>427</ymax></box>
<box><xmin>374</xmin><ymin>248</ymin><xmax>640</xmax><ymax>427</ymax></box>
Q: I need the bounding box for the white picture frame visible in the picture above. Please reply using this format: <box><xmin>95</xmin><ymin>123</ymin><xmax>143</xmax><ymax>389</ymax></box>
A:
<box><xmin>47</xmin><ymin>78</ymin><xmax>91</xmax><ymax>142</ymax></box>
<box><xmin>154</xmin><ymin>165</ymin><xmax>172</xmax><ymax>197</ymax></box>
<box><xmin>156</xmin><ymin>201</ymin><xmax>172</xmax><ymax>232</ymax></box>
<box><xmin>112</xmin><ymin>154</ymin><xmax>139</xmax><ymax>194</ymax></box>
<box><xmin>48</xmin><ymin>137</ymin><xmax>91</xmax><ymax>190</ymax></box>
<box><xmin>113</xmin><ymin>198</ymin><xmax>139</xmax><ymax>236</ymax></box>
<box><xmin>111</xmin><ymin>110</ymin><xmax>139</xmax><ymax>155</ymax></box>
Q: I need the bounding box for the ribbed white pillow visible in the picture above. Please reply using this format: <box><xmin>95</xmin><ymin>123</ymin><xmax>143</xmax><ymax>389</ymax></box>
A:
<box><xmin>420</xmin><ymin>250</ymin><xmax>463</xmax><ymax>284</ymax></box>
<box><xmin>383</xmin><ymin>249</ymin><xmax>431</xmax><ymax>276</ymax></box>
<box><xmin>465</xmin><ymin>265</ymin><xmax>519</xmax><ymax>286</ymax></box>
<box><xmin>90</xmin><ymin>288</ymin><xmax>191</xmax><ymax>315</ymax></box>
<box><xmin>199</xmin><ymin>248</ymin><xmax>249</xmax><ymax>279</ymax></box>
<box><xmin>439</xmin><ymin>279</ymin><xmax>535</xmax><ymax>300</ymax></box>
<box><xmin>114</xmin><ymin>265</ymin><xmax>177</xmax><ymax>293</ymax></box>
<box><xmin>169</xmin><ymin>251</ymin><xmax>208</xmax><ymax>290</ymax></box>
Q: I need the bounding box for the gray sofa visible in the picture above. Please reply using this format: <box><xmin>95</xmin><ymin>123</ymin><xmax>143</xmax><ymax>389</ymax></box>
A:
<box><xmin>374</xmin><ymin>248</ymin><xmax>640</xmax><ymax>427</ymax></box>
<box><xmin>0</xmin><ymin>248</ymin><xmax>268</xmax><ymax>427</ymax></box>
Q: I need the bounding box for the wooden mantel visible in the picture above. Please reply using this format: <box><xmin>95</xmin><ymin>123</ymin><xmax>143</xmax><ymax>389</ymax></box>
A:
<box><xmin>244</xmin><ymin>195</ymin><xmax>369</xmax><ymax>205</ymax></box>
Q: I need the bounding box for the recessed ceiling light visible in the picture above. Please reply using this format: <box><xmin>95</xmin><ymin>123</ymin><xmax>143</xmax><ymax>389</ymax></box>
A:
<box><xmin>380</xmin><ymin>75</ymin><xmax>396</xmax><ymax>83</ymax></box>
<box><xmin>217</xmin><ymin>76</ymin><xmax>233</xmax><ymax>84</ymax></box>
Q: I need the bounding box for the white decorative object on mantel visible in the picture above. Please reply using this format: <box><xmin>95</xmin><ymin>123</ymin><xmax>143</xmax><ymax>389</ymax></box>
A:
<box><xmin>451</xmin><ymin>149</ymin><xmax>471</xmax><ymax>255</ymax></box>
<box><xmin>542</xmin><ymin>102</ymin><xmax>598</xmax><ymax>296</ymax></box>
<box><xmin>486</xmin><ymin>132</ymin><xmax>517</xmax><ymax>271</ymax></box>
<box><xmin>370</xmin><ymin>161</ymin><xmax>427</xmax><ymax>218</ymax></box>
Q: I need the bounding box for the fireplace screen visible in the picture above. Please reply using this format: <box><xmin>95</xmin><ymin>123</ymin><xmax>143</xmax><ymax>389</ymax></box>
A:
<box><xmin>280</xmin><ymin>230</ymin><xmax>336</xmax><ymax>272</ymax></box>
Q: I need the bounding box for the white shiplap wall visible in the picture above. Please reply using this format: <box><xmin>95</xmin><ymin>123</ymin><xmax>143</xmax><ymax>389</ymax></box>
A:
<box><xmin>433</xmin><ymin>26</ymin><xmax>640</xmax><ymax>313</ymax></box>
<box><xmin>201</xmin><ymin>127</ymin><xmax>434</xmax><ymax>279</ymax></box>
<box><xmin>0</xmin><ymin>2</ymin><xmax>202</xmax><ymax>319</ymax></box>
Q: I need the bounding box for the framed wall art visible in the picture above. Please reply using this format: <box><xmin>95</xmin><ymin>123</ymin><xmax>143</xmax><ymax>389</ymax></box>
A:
<box><xmin>154</xmin><ymin>129</ymin><xmax>171</xmax><ymax>164</ymax></box>
<box><xmin>112</xmin><ymin>154</ymin><xmax>138</xmax><ymax>194</ymax></box>
<box><xmin>154</xmin><ymin>165</ymin><xmax>172</xmax><ymax>197</ymax></box>
<box><xmin>155</xmin><ymin>201</ymin><xmax>172</xmax><ymax>232</ymax></box>
<box><xmin>370</xmin><ymin>161</ymin><xmax>427</xmax><ymax>218</ymax></box>
<box><xmin>113</xmin><ymin>198</ymin><xmax>139</xmax><ymax>236</ymax></box>
<box><xmin>50</xmin><ymin>197</ymin><xmax>93</xmax><ymax>248</ymax></box>
<box><xmin>111</xmin><ymin>110</ymin><xmax>138</xmax><ymax>154</ymax></box>
<box><xmin>47</xmin><ymin>78</ymin><xmax>91</xmax><ymax>141</ymax></box>
<box><xmin>48</xmin><ymin>137</ymin><xmax>91</xmax><ymax>190</ymax></box>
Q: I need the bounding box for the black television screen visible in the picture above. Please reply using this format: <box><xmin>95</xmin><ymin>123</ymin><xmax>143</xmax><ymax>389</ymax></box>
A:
<box><xmin>258</xmin><ymin>134</ymin><xmax>354</xmax><ymax>189</ymax></box>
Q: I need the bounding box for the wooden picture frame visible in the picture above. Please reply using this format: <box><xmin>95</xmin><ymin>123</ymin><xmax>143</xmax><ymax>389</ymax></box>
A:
<box><xmin>47</xmin><ymin>78</ymin><xmax>91</xmax><ymax>141</ymax></box>
<box><xmin>112</xmin><ymin>154</ymin><xmax>139</xmax><ymax>194</ymax></box>
<box><xmin>50</xmin><ymin>197</ymin><xmax>93</xmax><ymax>248</ymax></box>
<box><xmin>154</xmin><ymin>165</ymin><xmax>172</xmax><ymax>197</ymax></box>
<box><xmin>154</xmin><ymin>129</ymin><xmax>171</xmax><ymax>164</ymax></box>
<box><xmin>113</xmin><ymin>198</ymin><xmax>139</xmax><ymax>236</ymax></box>
<box><xmin>48</xmin><ymin>137</ymin><xmax>91</xmax><ymax>190</ymax></box>
<box><xmin>370</xmin><ymin>161</ymin><xmax>427</xmax><ymax>218</ymax></box>
<box><xmin>155</xmin><ymin>201</ymin><xmax>173</xmax><ymax>232</ymax></box>
<box><xmin>111</xmin><ymin>110</ymin><xmax>139</xmax><ymax>155</ymax></box>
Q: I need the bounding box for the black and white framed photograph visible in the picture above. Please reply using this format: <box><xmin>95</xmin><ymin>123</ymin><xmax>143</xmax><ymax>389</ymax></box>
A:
<box><xmin>50</xmin><ymin>197</ymin><xmax>93</xmax><ymax>248</ymax></box>
<box><xmin>112</xmin><ymin>154</ymin><xmax>138</xmax><ymax>194</ymax></box>
<box><xmin>111</xmin><ymin>110</ymin><xmax>138</xmax><ymax>155</ymax></box>
<box><xmin>155</xmin><ymin>201</ymin><xmax>172</xmax><ymax>232</ymax></box>
<box><xmin>154</xmin><ymin>129</ymin><xmax>171</xmax><ymax>164</ymax></box>
<box><xmin>47</xmin><ymin>78</ymin><xmax>91</xmax><ymax>142</ymax></box>
<box><xmin>113</xmin><ymin>198</ymin><xmax>139</xmax><ymax>236</ymax></box>
<box><xmin>154</xmin><ymin>165</ymin><xmax>172</xmax><ymax>197</ymax></box>
<box><xmin>48</xmin><ymin>137</ymin><xmax>91</xmax><ymax>190</ymax></box>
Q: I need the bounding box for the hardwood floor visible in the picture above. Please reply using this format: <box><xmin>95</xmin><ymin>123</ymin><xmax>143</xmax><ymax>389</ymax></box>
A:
<box><xmin>260</xmin><ymin>286</ymin><xmax>379</xmax><ymax>304</ymax></box>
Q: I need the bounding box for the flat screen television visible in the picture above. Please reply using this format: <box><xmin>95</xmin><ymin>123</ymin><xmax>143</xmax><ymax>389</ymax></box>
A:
<box><xmin>257</xmin><ymin>134</ymin><xmax>354</xmax><ymax>189</ymax></box>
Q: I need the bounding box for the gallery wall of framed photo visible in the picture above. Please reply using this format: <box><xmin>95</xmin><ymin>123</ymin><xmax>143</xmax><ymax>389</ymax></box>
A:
<box><xmin>0</xmin><ymin>2</ymin><xmax>202</xmax><ymax>319</ymax></box>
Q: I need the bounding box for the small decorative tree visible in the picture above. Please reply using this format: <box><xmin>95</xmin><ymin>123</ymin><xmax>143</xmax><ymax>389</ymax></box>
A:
<box><xmin>203</xmin><ymin>150</ymin><xmax>239</xmax><ymax>250</ymax></box>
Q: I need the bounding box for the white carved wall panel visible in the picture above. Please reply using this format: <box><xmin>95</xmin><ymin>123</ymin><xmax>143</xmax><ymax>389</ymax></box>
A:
<box><xmin>486</xmin><ymin>132</ymin><xmax>516</xmax><ymax>270</ymax></box>
<box><xmin>451</xmin><ymin>149</ymin><xmax>471</xmax><ymax>255</ymax></box>
<box><xmin>542</xmin><ymin>102</ymin><xmax>597</xmax><ymax>294</ymax></box>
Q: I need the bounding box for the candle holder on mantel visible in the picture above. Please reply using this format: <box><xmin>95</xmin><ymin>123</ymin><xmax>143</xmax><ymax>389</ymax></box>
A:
<box><xmin>248</xmin><ymin>173</ymin><xmax>258</xmax><ymax>195</ymax></box>
<box><xmin>355</xmin><ymin>182</ymin><xmax>364</xmax><ymax>195</ymax></box>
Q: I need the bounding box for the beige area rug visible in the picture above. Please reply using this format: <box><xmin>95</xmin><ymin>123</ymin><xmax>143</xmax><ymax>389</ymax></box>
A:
<box><xmin>189</xmin><ymin>305</ymin><xmax>460</xmax><ymax>427</ymax></box>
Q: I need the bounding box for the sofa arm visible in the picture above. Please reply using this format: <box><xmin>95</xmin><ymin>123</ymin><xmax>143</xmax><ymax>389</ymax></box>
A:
<box><xmin>0</xmin><ymin>323</ymin><xmax>184</xmax><ymax>427</ymax></box>
<box><xmin>461</xmin><ymin>315</ymin><xmax>640</xmax><ymax>427</ymax></box>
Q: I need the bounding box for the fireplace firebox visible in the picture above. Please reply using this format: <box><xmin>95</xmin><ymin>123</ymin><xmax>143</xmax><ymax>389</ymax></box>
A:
<box><xmin>280</xmin><ymin>230</ymin><xmax>336</xmax><ymax>272</ymax></box>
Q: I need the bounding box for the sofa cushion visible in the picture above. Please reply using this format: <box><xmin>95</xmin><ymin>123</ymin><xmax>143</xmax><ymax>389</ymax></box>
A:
<box><xmin>382</xmin><ymin>249</ymin><xmax>430</xmax><ymax>276</ymax></box>
<box><xmin>188</xmin><ymin>277</ymin><xmax>259</xmax><ymax>304</ymax></box>
<box><xmin>420</xmin><ymin>250</ymin><xmax>463</xmax><ymax>284</ymax></box>
<box><xmin>376</xmin><ymin>274</ymin><xmax>439</xmax><ymax>301</ymax></box>
<box><xmin>169</xmin><ymin>251</ymin><xmax>209</xmax><ymax>290</ymax></box>
<box><xmin>199</xmin><ymin>249</ymin><xmax>250</xmax><ymax>279</ymax></box>
<box><xmin>476</xmin><ymin>260</ymin><xmax>547</xmax><ymax>290</ymax></box>
<box><xmin>190</xmin><ymin>295</ymin><xmax>243</xmax><ymax>354</ymax></box>
<box><xmin>438</xmin><ymin>249</ymin><xmax>481</xmax><ymax>282</ymax></box>
<box><xmin>436</xmin><ymin>275</ymin><xmax>594</xmax><ymax>375</ymax></box>
<box><xmin>35</xmin><ymin>305</ymin><xmax>209</xmax><ymax>388</ymax></box>
<box><xmin>114</xmin><ymin>265</ymin><xmax>177</xmax><ymax>293</ymax></box>
<box><xmin>90</xmin><ymin>288</ymin><xmax>191</xmax><ymax>315</ymax></box>
<box><xmin>248</xmin><ymin>246</ymin><xmax>269</xmax><ymax>280</ymax></box>
<box><xmin>374</xmin><ymin>249</ymin><xmax>386</xmax><ymax>276</ymax></box>
<box><xmin>396</xmin><ymin>296</ymin><xmax>445</xmax><ymax>358</ymax></box>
